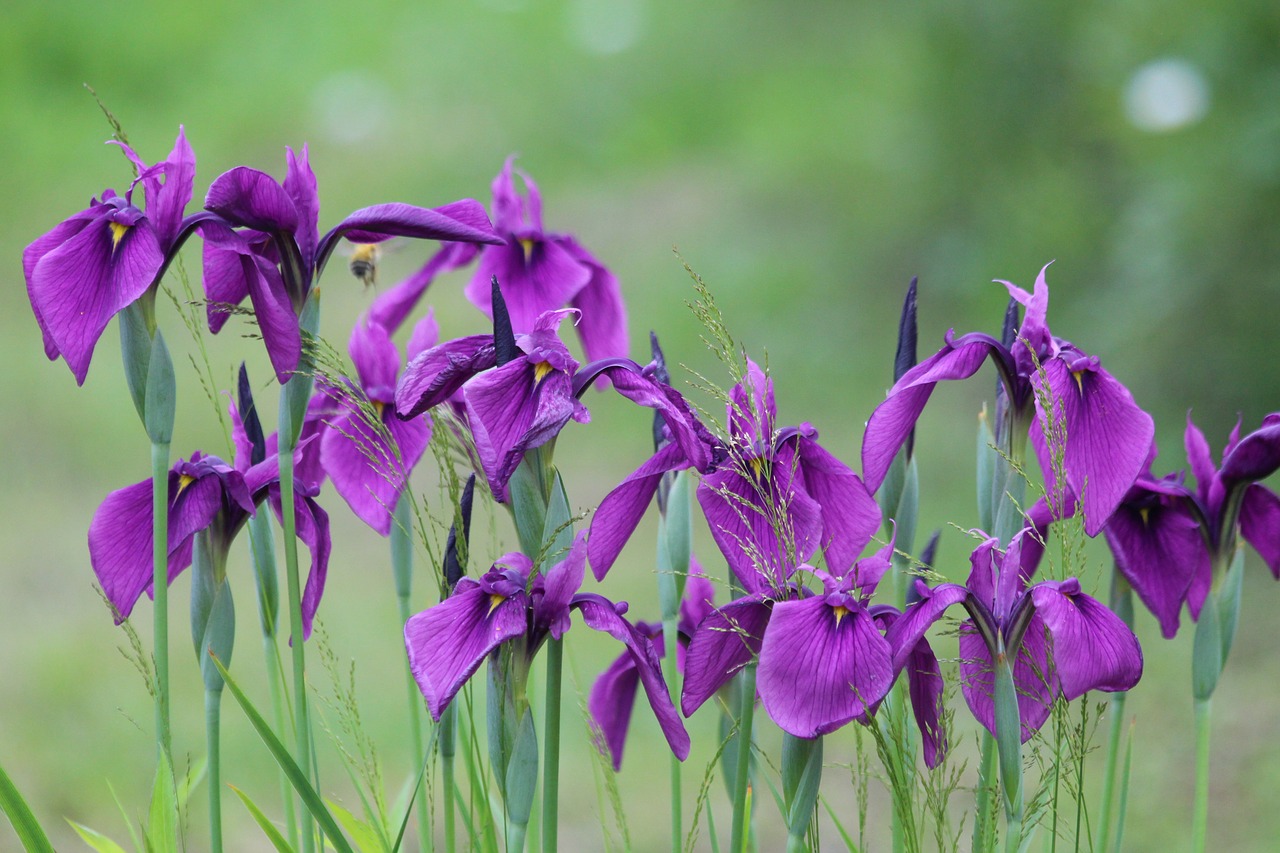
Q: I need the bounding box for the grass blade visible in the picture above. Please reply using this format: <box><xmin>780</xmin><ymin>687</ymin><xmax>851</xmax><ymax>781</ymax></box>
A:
<box><xmin>228</xmin><ymin>785</ymin><xmax>293</xmax><ymax>853</ymax></box>
<box><xmin>0</xmin><ymin>757</ymin><xmax>55</xmax><ymax>853</ymax></box>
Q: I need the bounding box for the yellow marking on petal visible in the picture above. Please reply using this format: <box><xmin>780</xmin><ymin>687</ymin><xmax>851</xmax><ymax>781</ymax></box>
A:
<box><xmin>372</xmin><ymin>401</ymin><xmax>386</xmax><ymax>419</ymax></box>
<box><xmin>533</xmin><ymin>361</ymin><xmax>554</xmax><ymax>383</ymax></box>
<box><xmin>488</xmin><ymin>593</ymin><xmax>506</xmax><ymax>614</ymax></box>
<box><xmin>1139</xmin><ymin>506</ymin><xmax>1150</xmax><ymax>526</ymax></box>
<box><xmin>1072</xmin><ymin>370</ymin><xmax>1086</xmax><ymax>395</ymax></box>
<box><xmin>832</xmin><ymin>605</ymin><xmax>850</xmax><ymax>626</ymax></box>
<box><xmin>748</xmin><ymin>457</ymin><xmax>765</xmax><ymax>479</ymax></box>
<box><xmin>109</xmin><ymin>221</ymin><xmax>130</xmax><ymax>252</ymax></box>
<box><xmin>177</xmin><ymin>473</ymin><xmax>196</xmax><ymax>496</ymax></box>
<box><xmin>518</xmin><ymin>237</ymin><xmax>536</xmax><ymax>261</ymax></box>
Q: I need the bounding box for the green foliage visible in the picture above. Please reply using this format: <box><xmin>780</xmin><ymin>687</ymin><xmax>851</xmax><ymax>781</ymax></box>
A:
<box><xmin>0</xmin><ymin>755</ymin><xmax>56</xmax><ymax>853</ymax></box>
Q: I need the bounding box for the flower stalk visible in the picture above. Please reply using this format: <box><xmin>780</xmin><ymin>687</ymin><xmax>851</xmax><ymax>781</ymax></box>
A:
<box><xmin>730</xmin><ymin>662</ymin><xmax>758</xmax><ymax>853</ymax></box>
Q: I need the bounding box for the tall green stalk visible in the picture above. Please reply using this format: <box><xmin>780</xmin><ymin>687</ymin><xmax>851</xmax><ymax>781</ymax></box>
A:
<box><xmin>391</xmin><ymin>496</ymin><xmax>431</xmax><ymax>852</ymax></box>
<box><xmin>1096</xmin><ymin>573</ymin><xmax>1134</xmax><ymax>853</ymax></box>
<box><xmin>542</xmin><ymin>638</ymin><xmax>564</xmax><ymax>853</ymax></box>
<box><xmin>441</xmin><ymin>703</ymin><xmax>458</xmax><ymax>853</ymax></box>
<box><xmin>151</xmin><ymin>439</ymin><xmax>172</xmax><ymax>760</ymax></box>
<box><xmin>730</xmin><ymin>663</ymin><xmax>758</xmax><ymax>853</ymax></box>
<box><xmin>1192</xmin><ymin>697</ymin><xmax>1212</xmax><ymax>853</ymax></box>
<box><xmin>204</xmin><ymin>688</ymin><xmax>223</xmax><ymax>853</ymax></box>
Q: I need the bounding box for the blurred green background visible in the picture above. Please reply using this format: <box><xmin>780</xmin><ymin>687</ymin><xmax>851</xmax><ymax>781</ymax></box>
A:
<box><xmin>4</xmin><ymin>0</ymin><xmax>1280</xmax><ymax>849</ymax></box>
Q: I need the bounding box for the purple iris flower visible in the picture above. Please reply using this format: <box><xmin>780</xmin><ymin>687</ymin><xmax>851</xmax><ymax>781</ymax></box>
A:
<box><xmin>1106</xmin><ymin>414</ymin><xmax>1280</xmax><ymax>637</ymax></box>
<box><xmin>403</xmin><ymin>533</ymin><xmax>690</xmax><ymax>760</ymax></box>
<box><xmin>588</xmin><ymin>559</ymin><xmax>716</xmax><ymax>770</ymax></box>
<box><xmin>89</xmin><ymin>452</ymin><xmax>255</xmax><ymax>621</ymax></box>
<box><xmin>317</xmin><ymin>312</ymin><xmax>437</xmax><ymax>535</ymax></box>
<box><xmin>888</xmin><ymin>525</ymin><xmax>1143</xmax><ymax>742</ymax></box>
<box><xmin>435</xmin><ymin>157</ymin><xmax>627</xmax><ymax>361</ymax></box>
<box><xmin>698</xmin><ymin>362</ymin><xmax>882</xmax><ymax>593</ymax></box>
<box><xmin>862</xmin><ymin>265</ymin><xmax>1154</xmax><ymax>536</ymax></box>
<box><xmin>25</xmin><ymin>127</ymin><xmax>203</xmax><ymax>384</ymax></box>
<box><xmin>202</xmin><ymin>145</ymin><xmax>501</xmax><ymax>382</ymax></box>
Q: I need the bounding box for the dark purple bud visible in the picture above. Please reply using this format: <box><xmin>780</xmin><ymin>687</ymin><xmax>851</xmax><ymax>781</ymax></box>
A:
<box><xmin>491</xmin><ymin>276</ymin><xmax>518</xmax><ymax>366</ymax></box>
<box><xmin>443</xmin><ymin>474</ymin><xmax>476</xmax><ymax>591</ymax></box>
<box><xmin>894</xmin><ymin>277</ymin><xmax>918</xmax><ymax>384</ymax></box>
<box><xmin>237</xmin><ymin>363</ymin><xmax>267</xmax><ymax>467</ymax></box>
<box><xmin>1000</xmin><ymin>296</ymin><xmax>1020</xmax><ymax>351</ymax></box>
<box><xmin>650</xmin><ymin>330</ymin><xmax>671</xmax><ymax>452</ymax></box>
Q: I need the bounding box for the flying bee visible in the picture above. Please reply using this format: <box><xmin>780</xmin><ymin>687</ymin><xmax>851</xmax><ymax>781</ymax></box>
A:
<box><xmin>346</xmin><ymin>242</ymin><xmax>381</xmax><ymax>290</ymax></box>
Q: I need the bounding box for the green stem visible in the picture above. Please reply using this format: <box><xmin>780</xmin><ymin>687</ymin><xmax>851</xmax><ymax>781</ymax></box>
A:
<box><xmin>730</xmin><ymin>663</ymin><xmax>757</xmax><ymax>853</ymax></box>
<box><xmin>973</xmin><ymin>733</ymin><xmax>997</xmax><ymax>853</ymax></box>
<box><xmin>249</xmin><ymin>511</ymin><xmax>298</xmax><ymax>850</ymax></box>
<box><xmin>543</xmin><ymin>637</ymin><xmax>564</xmax><ymax>853</ymax></box>
<box><xmin>205</xmin><ymin>688</ymin><xmax>224</xmax><ymax>853</ymax></box>
<box><xmin>278</xmin><ymin>414</ymin><xmax>315</xmax><ymax>853</ymax></box>
<box><xmin>662</xmin><ymin>615</ymin><xmax>682</xmax><ymax>853</ymax></box>
<box><xmin>391</xmin><ymin>497</ymin><xmax>431</xmax><ymax>853</ymax></box>
<box><xmin>1192</xmin><ymin>697</ymin><xmax>1212</xmax><ymax>853</ymax></box>
<box><xmin>442</xmin><ymin>702</ymin><xmax>457</xmax><ymax>853</ymax></box>
<box><xmin>151</xmin><ymin>440</ymin><xmax>172</xmax><ymax>761</ymax></box>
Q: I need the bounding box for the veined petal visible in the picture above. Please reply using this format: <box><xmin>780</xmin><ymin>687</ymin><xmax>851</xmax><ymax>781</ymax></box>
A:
<box><xmin>201</xmin><ymin>239</ymin><xmax>253</xmax><ymax>334</ymax></box>
<box><xmin>368</xmin><ymin>242</ymin><xmax>477</xmax><ymax>334</ymax></box>
<box><xmin>395</xmin><ymin>335</ymin><xmax>497</xmax><ymax>419</ymax></box>
<box><xmin>958</xmin><ymin>618</ymin><xmax>1055</xmax><ymax>742</ymax></box>
<box><xmin>862</xmin><ymin>333</ymin><xmax>998</xmax><ymax>493</ymax></box>
<box><xmin>405</xmin><ymin>585</ymin><xmax>528</xmax><ymax>720</ymax></box>
<box><xmin>283</xmin><ymin>146</ymin><xmax>320</xmax><ymax>266</ymax></box>
<box><xmin>873</xmin><ymin>605</ymin><xmax>948</xmax><ymax>768</ymax></box>
<box><xmin>242</xmin><ymin>251</ymin><xmax>302</xmax><ymax>383</ymax></box>
<box><xmin>588</xmin><ymin>443</ymin><xmax>690</xmax><ymax>580</ymax></box>
<box><xmin>205</xmin><ymin>166</ymin><xmax>299</xmax><ymax>235</ymax></box>
<box><xmin>1220</xmin><ymin>415</ymin><xmax>1280</xmax><ymax>486</ymax></box>
<box><xmin>1030</xmin><ymin>579</ymin><xmax>1143</xmax><ymax>699</ymax></box>
<box><xmin>1104</xmin><ymin>486</ymin><xmax>1207</xmax><ymax>638</ymax></box>
<box><xmin>320</xmin><ymin>403</ymin><xmax>430</xmax><ymax>535</ymax></box>
<box><xmin>466</xmin><ymin>237</ymin><xmax>591</xmax><ymax>334</ymax></box>
<box><xmin>30</xmin><ymin>211</ymin><xmax>163</xmax><ymax>384</ymax></box>
<box><xmin>588</xmin><ymin>646</ymin><xmax>642</xmax><ymax>770</ymax></box>
<box><xmin>349</xmin><ymin>317</ymin><xmax>401</xmax><ymax>398</ymax></box>
<box><xmin>575</xmin><ymin>593</ymin><xmax>690</xmax><ymax>761</ymax></box>
<box><xmin>586</xmin><ymin>362</ymin><xmax>714</xmax><ymax>472</ymax></box>
<box><xmin>681</xmin><ymin>594</ymin><xmax>772</xmax><ymax>716</ymax></box>
<box><xmin>406</xmin><ymin>309</ymin><xmax>440</xmax><ymax>364</ymax></box>
<box><xmin>24</xmin><ymin>209</ymin><xmax>97</xmax><ymax>361</ymax></box>
<box><xmin>792</xmin><ymin>434</ymin><xmax>882</xmax><ymax>576</ymax></box>
<box><xmin>1240</xmin><ymin>484</ymin><xmax>1280</xmax><ymax>578</ymax></box>
<box><xmin>537</xmin><ymin>533</ymin><xmax>588</xmax><ymax>640</ymax></box>
<box><xmin>1184</xmin><ymin>414</ymin><xmax>1222</xmax><ymax>515</ymax></box>
<box><xmin>563</xmin><ymin>235</ymin><xmax>629</xmax><ymax>361</ymax></box>
<box><xmin>150</xmin><ymin>126</ymin><xmax>196</xmax><ymax>249</ymax></box>
<box><xmin>885</xmin><ymin>581</ymin><xmax>968</xmax><ymax>671</ymax></box>
<box><xmin>322</xmin><ymin>199</ymin><xmax>500</xmax><ymax>271</ymax></box>
<box><xmin>1033</xmin><ymin>355</ymin><xmax>1154</xmax><ymax>536</ymax></box>
<box><xmin>89</xmin><ymin>480</ymin><xmax>163</xmax><ymax>621</ymax></box>
<box><xmin>757</xmin><ymin>598</ymin><xmax>893</xmax><ymax>738</ymax></box>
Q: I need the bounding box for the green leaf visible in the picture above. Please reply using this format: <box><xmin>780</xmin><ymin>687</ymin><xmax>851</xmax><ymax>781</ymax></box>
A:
<box><xmin>781</xmin><ymin>734</ymin><xmax>823</xmax><ymax>835</ymax></box>
<box><xmin>118</xmin><ymin>301</ymin><xmax>151</xmax><ymax>426</ymax></box>
<box><xmin>228</xmin><ymin>784</ymin><xmax>293</xmax><ymax>853</ymax></box>
<box><xmin>143</xmin><ymin>328</ymin><xmax>176</xmax><ymax>445</ymax></box>
<box><xmin>976</xmin><ymin>411</ymin><xmax>997</xmax><ymax>533</ymax></box>
<box><xmin>144</xmin><ymin>749</ymin><xmax>178</xmax><ymax>853</ymax></box>
<box><xmin>328</xmin><ymin>798</ymin><xmax>387</xmax><ymax>853</ymax></box>
<box><xmin>1192</xmin><ymin>588</ymin><xmax>1224</xmax><ymax>701</ymax></box>
<box><xmin>992</xmin><ymin>655</ymin><xmax>1024</xmax><ymax>820</ymax></box>
<box><xmin>66</xmin><ymin>821</ymin><xmax>128</xmax><ymax>853</ymax></box>
<box><xmin>541</xmin><ymin>467</ymin><xmax>575</xmax><ymax>562</ymax></box>
<box><xmin>504</xmin><ymin>706</ymin><xmax>539</xmax><ymax>828</ymax></box>
<box><xmin>0</xmin><ymin>757</ymin><xmax>55</xmax><ymax>853</ymax></box>
<box><xmin>821</xmin><ymin>796</ymin><xmax>860</xmax><ymax>853</ymax></box>
<box><xmin>248</xmin><ymin>510</ymin><xmax>280</xmax><ymax>637</ymax></box>
<box><xmin>508</xmin><ymin>455</ymin><xmax>549</xmax><ymax>558</ymax></box>
<box><xmin>212</xmin><ymin>654</ymin><xmax>355</xmax><ymax>853</ymax></box>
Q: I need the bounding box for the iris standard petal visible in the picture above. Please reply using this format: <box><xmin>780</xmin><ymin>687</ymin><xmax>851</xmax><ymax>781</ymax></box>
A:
<box><xmin>405</xmin><ymin>585</ymin><xmax>529</xmax><ymax>720</ymax></box>
<box><xmin>862</xmin><ymin>333</ymin><xmax>997</xmax><ymax>493</ymax></box>
<box><xmin>149</xmin><ymin>126</ymin><xmax>197</xmax><ymax>248</ymax></box>
<box><xmin>757</xmin><ymin>597</ymin><xmax>893</xmax><ymax>738</ymax></box>
<box><xmin>466</xmin><ymin>237</ymin><xmax>591</xmax><ymax>333</ymax></box>
<box><xmin>681</xmin><ymin>594</ymin><xmax>773</xmax><ymax>716</ymax></box>
<box><xmin>349</xmin><ymin>318</ymin><xmax>401</xmax><ymax>397</ymax></box>
<box><xmin>283</xmin><ymin>146</ymin><xmax>320</xmax><ymax>266</ymax></box>
<box><xmin>205</xmin><ymin>167</ymin><xmax>300</xmax><ymax>235</ymax></box>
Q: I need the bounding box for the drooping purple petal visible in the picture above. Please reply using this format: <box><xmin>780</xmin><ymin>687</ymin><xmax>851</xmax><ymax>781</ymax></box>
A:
<box><xmin>405</xmin><ymin>582</ymin><xmax>529</xmax><ymax>720</ymax></box>
<box><xmin>368</xmin><ymin>242</ymin><xmax>478</xmax><ymax>333</ymax></box>
<box><xmin>28</xmin><ymin>209</ymin><xmax>164</xmax><ymax>384</ymax></box>
<box><xmin>1240</xmin><ymin>484</ymin><xmax>1280</xmax><ymax>578</ymax></box>
<box><xmin>24</xmin><ymin>208</ymin><xmax>98</xmax><ymax>361</ymax></box>
<box><xmin>1030</xmin><ymin>579</ymin><xmax>1143</xmax><ymax>699</ymax></box>
<box><xmin>201</xmin><ymin>238</ymin><xmax>254</xmax><ymax>335</ymax></box>
<box><xmin>263</xmin><ymin>486</ymin><xmax>331</xmax><ymax>641</ymax></box>
<box><xmin>588</xmin><ymin>364</ymin><xmax>715</xmax><ymax>473</ymax></box>
<box><xmin>574</xmin><ymin>593</ymin><xmax>690</xmax><ymax>761</ymax></box>
<box><xmin>395</xmin><ymin>335</ymin><xmax>497</xmax><ymax>419</ymax></box>
<box><xmin>1104</xmin><ymin>481</ymin><xmax>1208</xmax><ymax>638</ymax></box>
<box><xmin>563</xmin><ymin>235</ymin><xmax>629</xmax><ymax>361</ymax></box>
<box><xmin>588</xmin><ymin>443</ymin><xmax>690</xmax><ymax>580</ymax></box>
<box><xmin>588</xmin><ymin>645</ymin><xmax>642</xmax><ymax>770</ymax></box>
<box><xmin>320</xmin><ymin>402</ymin><xmax>431</xmax><ymax>536</ymax></box>
<box><xmin>320</xmin><ymin>199</ymin><xmax>500</xmax><ymax>272</ymax></box>
<box><xmin>1032</xmin><ymin>353</ymin><xmax>1154</xmax><ymax>536</ymax></box>
<box><xmin>792</xmin><ymin>433</ymin><xmax>882</xmax><ymax>576</ymax></box>
<box><xmin>958</xmin><ymin>617</ymin><xmax>1056</xmax><ymax>743</ymax></box>
<box><xmin>757</xmin><ymin>597</ymin><xmax>894</xmax><ymax>738</ymax></box>
<box><xmin>242</xmin><ymin>250</ymin><xmax>303</xmax><ymax>383</ymax></box>
<box><xmin>862</xmin><ymin>332</ymin><xmax>1000</xmax><ymax>493</ymax></box>
<box><xmin>1220</xmin><ymin>414</ymin><xmax>1280</xmax><ymax>486</ymax></box>
<box><xmin>466</xmin><ymin>237</ymin><xmax>591</xmax><ymax>334</ymax></box>
<box><xmin>885</xmin><ymin>581</ymin><xmax>969</xmax><ymax>671</ymax></box>
<box><xmin>89</xmin><ymin>479</ymin><xmax>169</xmax><ymax>621</ymax></box>
<box><xmin>681</xmin><ymin>594</ymin><xmax>773</xmax><ymax>716</ymax></box>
